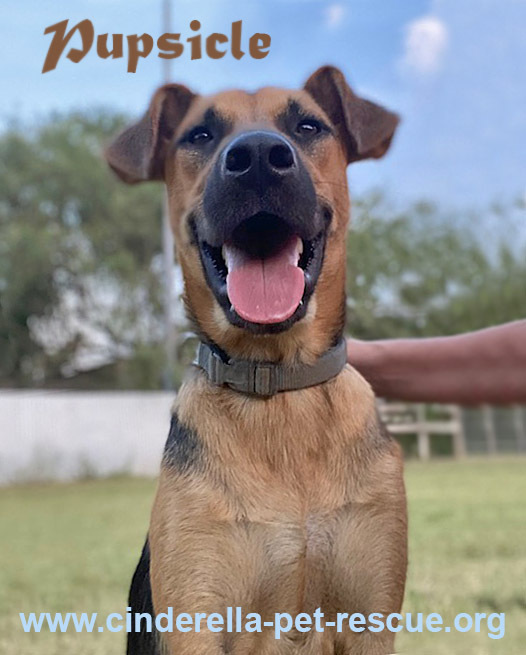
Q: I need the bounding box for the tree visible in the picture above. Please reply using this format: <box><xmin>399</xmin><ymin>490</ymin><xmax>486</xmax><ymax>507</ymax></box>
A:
<box><xmin>346</xmin><ymin>193</ymin><xmax>526</xmax><ymax>339</ymax></box>
<box><xmin>0</xmin><ymin>111</ymin><xmax>167</xmax><ymax>386</ymax></box>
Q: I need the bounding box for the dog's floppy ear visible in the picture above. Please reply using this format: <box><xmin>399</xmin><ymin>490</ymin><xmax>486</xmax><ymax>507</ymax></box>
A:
<box><xmin>304</xmin><ymin>65</ymin><xmax>399</xmax><ymax>163</ymax></box>
<box><xmin>105</xmin><ymin>83</ymin><xmax>196</xmax><ymax>184</ymax></box>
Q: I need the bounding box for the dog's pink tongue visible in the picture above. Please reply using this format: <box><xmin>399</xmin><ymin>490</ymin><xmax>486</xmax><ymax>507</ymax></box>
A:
<box><xmin>225</xmin><ymin>236</ymin><xmax>305</xmax><ymax>324</ymax></box>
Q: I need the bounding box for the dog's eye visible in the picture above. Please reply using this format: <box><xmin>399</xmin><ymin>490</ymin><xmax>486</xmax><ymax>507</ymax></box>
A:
<box><xmin>188</xmin><ymin>126</ymin><xmax>213</xmax><ymax>145</ymax></box>
<box><xmin>296</xmin><ymin>119</ymin><xmax>322</xmax><ymax>136</ymax></box>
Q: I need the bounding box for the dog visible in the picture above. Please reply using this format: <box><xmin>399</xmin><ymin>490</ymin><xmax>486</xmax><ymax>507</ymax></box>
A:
<box><xmin>106</xmin><ymin>65</ymin><xmax>407</xmax><ymax>655</ymax></box>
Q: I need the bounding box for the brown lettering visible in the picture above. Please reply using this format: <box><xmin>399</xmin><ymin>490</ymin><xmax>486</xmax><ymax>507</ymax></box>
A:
<box><xmin>231</xmin><ymin>20</ymin><xmax>244</xmax><ymax>60</ymax></box>
<box><xmin>206</xmin><ymin>33</ymin><xmax>228</xmax><ymax>59</ymax></box>
<box><xmin>249</xmin><ymin>33</ymin><xmax>271</xmax><ymax>60</ymax></box>
<box><xmin>126</xmin><ymin>33</ymin><xmax>154</xmax><ymax>73</ymax></box>
<box><xmin>97</xmin><ymin>33</ymin><xmax>123</xmax><ymax>59</ymax></box>
<box><xmin>42</xmin><ymin>19</ymin><xmax>94</xmax><ymax>73</ymax></box>
<box><xmin>188</xmin><ymin>20</ymin><xmax>202</xmax><ymax>60</ymax></box>
<box><xmin>157</xmin><ymin>33</ymin><xmax>183</xmax><ymax>59</ymax></box>
<box><xmin>42</xmin><ymin>19</ymin><xmax>272</xmax><ymax>72</ymax></box>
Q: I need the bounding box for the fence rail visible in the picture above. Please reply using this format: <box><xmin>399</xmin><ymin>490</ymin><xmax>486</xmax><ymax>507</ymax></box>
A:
<box><xmin>378</xmin><ymin>400</ymin><xmax>526</xmax><ymax>459</ymax></box>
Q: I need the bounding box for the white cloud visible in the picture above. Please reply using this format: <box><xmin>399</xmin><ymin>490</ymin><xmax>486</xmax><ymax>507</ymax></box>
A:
<box><xmin>402</xmin><ymin>15</ymin><xmax>448</xmax><ymax>75</ymax></box>
<box><xmin>325</xmin><ymin>3</ymin><xmax>346</xmax><ymax>30</ymax></box>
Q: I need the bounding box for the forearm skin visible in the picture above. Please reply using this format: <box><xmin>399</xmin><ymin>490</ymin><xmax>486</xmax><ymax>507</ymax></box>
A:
<box><xmin>347</xmin><ymin>321</ymin><xmax>526</xmax><ymax>405</ymax></box>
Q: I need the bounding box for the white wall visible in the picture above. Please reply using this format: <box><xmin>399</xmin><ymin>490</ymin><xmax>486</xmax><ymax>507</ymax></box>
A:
<box><xmin>0</xmin><ymin>390</ymin><xmax>175</xmax><ymax>485</ymax></box>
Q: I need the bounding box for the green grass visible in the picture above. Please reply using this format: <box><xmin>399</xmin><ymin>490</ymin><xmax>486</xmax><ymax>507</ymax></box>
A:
<box><xmin>1</xmin><ymin>459</ymin><xmax>525</xmax><ymax>654</ymax></box>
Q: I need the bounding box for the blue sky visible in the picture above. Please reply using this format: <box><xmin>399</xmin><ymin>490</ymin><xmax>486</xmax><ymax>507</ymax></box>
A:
<box><xmin>1</xmin><ymin>0</ymin><xmax>525</xmax><ymax>208</ymax></box>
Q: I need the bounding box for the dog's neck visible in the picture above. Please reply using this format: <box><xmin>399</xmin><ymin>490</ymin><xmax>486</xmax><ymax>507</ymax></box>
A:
<box><xmin>193</xmin><ymin>336</ymin><xmax>347</xmax><ymax>397</ymax></box>
<box><xmin>189</xmin><ymin>283</ymin><xmax>347</xmax><ymax>365</ymax></box>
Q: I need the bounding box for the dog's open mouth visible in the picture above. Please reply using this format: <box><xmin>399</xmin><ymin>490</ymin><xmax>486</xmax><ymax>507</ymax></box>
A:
<box><xmin>197</xmin><ymin>212</ymin><xmax>327</xmax><ymax>333</ymax></box>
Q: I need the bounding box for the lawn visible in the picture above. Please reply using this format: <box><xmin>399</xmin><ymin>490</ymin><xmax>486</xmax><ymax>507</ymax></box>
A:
<box><xmin>0</xmin><ymin>458</ymin><xmax>525</xmax><ymax>654</ymax></box>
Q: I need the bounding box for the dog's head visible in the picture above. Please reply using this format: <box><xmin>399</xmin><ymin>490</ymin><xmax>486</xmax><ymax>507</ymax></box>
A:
<box><xmin>106</xmin><ymin>66</ymin><xmax>398</xmax><ymax>361</ymax></box>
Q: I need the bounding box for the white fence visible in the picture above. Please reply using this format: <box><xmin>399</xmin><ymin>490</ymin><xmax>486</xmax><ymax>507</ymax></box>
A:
<box><xmin>377</xmin><ymin>401</ymin><xmax>466</xmax><ymax>459</ymax></box>
<box><xmin>377</xmin><ymin>401</ymin><xmax>526</xmax><ymax>459</ymax></box>
<box><xmin>0</xmin><ymin>390</ymin><xmax>174</xmax><ymax>485</ymax></box>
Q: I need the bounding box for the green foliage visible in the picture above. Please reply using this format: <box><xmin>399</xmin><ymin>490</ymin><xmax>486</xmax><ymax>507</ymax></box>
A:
<box><xmin>0</xmin><ymin>111</ymin><xmax>165</xmax><ymax>385</ymax></box>
<box><xmin>347</xmin><ymin>194</ymin><xmax>526</xmax><ymax>339</ymax></box>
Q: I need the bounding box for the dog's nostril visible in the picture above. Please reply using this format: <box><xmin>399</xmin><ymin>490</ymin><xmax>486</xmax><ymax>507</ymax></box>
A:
<box><xmin>225</xmin><ymin>146</ymin><xmax>251</xmax><ymax>173</ymax></box>
<box><xmin>268</xmin><ymin>144</ymin><xmax>294</xmax><ymax>170</ymax></box>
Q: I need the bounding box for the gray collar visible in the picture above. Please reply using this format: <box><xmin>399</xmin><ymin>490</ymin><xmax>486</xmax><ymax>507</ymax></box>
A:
<box><xmin>194</xmin><ymin>337</ymin><xmax>347</xmax><ymax>397</ymax></box>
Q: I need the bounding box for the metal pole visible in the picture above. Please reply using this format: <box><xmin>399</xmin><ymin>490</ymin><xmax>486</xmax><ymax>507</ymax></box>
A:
<box><xmin>162</xmin><ymin>0</ymin><xmax>172</xmax><ymax>83</ymax></box>
<box><xmin>161</xmin><ymin>0</ymin><xmax>176</xmax><ymax>389</ymax></box>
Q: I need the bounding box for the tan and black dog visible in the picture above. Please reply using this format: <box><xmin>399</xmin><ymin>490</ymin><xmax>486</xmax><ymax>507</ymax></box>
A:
<box><xmin>106</xmin><ymin>65</ymin><xmax>407</xmax><ymax>655</ymax></box>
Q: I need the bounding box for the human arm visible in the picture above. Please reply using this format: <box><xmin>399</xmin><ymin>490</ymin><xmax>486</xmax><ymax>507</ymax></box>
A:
<box><xmin>347</xmin><ymin>321</ymin><xmax>526</xmax><ymax>404</ymax></box>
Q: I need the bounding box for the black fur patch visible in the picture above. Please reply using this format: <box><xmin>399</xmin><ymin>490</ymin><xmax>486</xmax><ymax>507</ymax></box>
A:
<box><xmin>127</xmin><ymin>539</ymin><xmax>159</xmax><ymax>655</ymax></box>
<box><xmin>162</xmin><ymin>414</ymin><xmax>203</xmax><ymax>473</ymax></box>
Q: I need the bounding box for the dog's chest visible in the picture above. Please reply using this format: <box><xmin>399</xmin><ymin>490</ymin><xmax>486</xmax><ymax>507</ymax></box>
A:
<box><xmin>149</xmin><ymin>368</ymin><xmax>403</xmax><ymax>618</ymax></box>
<box><xmin>168</xmin><ymin>367</ymin><xmax>378</xmax><ymax>515</ymax></box>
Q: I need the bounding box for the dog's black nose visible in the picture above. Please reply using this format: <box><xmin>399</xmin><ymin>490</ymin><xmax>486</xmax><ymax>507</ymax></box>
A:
<box><xmin>202</xmin><ymin>128</ymin><xmax>319</xmax><ymax>248</ymax></box>
<box><xmin>222</xmin><ymin>131</ymin><xmax>296</xmax><ymax>184</ymax></box>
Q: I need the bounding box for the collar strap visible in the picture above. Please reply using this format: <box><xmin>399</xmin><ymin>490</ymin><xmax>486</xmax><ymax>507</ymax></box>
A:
<box><xmin>194</xmin><ymin>337</ymin><xmax>347</xmax><ymax>397</ymax></box>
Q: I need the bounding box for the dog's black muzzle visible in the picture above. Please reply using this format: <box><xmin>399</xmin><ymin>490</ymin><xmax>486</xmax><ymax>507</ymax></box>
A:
<box><xmin>201</xmin><ymin>130</ymin><xmax>321</xmax><ymax>247</ymax></box>
<box><xmin>193</xmin><ymin>130</ymin><xmax>330</xmax><ymax>333</ymax></box>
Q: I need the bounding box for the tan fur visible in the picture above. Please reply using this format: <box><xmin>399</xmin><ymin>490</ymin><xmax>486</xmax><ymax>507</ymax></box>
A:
<box><xmin>150</xmin><ymin>368</ymin><xmax>406</xmax><ymax>653</ymax></box>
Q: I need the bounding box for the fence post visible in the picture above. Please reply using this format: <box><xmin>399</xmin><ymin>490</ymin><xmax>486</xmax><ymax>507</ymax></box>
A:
<box><xmin>513</xmin><ymin>406</ymin><xmax>526</xmax><ymax>454</ymax></box>
<box><xmin>416</xmin><ymin>404</ymin><xmax>431</xmax><ymax>460</ymax></box>
<box><xmin>482</xmin><ymin>405</ymin><xmax>498</xmax><ymax>455</ymax></box>
<box><xmin>451</xmin><ymin>406</ymin><xmax>467</xmax><ymax>458</ymax></box>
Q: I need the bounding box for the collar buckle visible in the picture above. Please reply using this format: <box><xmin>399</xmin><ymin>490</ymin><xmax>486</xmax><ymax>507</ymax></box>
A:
<box><xmin>250</xmin><ymin>363</ymin><xmax>277</xmax><ymax>396</ymax></box>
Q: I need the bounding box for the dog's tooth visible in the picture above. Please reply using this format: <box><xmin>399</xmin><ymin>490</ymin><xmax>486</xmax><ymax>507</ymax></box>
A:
<box><xmin>297</xmin><ymin>237</ymin><xmax>303</xmax><ymax>255</ymax></box>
